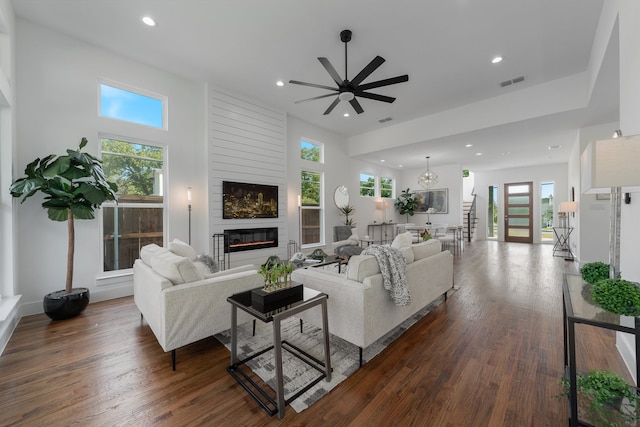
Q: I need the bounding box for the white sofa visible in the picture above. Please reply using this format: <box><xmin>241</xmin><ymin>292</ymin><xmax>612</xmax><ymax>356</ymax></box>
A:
<box><xmin>133</xmin><ymin>240</ymin><xmax>263</xmax><ymax>370</ymax></box>
<box><xmin>291</xmin><ymin>236</ymin><xmax>453</xmax><ymax>365</ymax></box>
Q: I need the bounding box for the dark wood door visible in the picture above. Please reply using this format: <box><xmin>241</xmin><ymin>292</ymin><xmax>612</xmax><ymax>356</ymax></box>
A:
<box><xmin>504</xmin><ymin>182</ymin><xmax>533</xmax><ymax>243</ymax></box>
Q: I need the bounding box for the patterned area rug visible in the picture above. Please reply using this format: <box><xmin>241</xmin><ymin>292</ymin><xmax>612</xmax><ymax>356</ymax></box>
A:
<box><xmin>214</xmin><ymin>289</ymin><xmax>453</xmax><ymax>413</ymax></box>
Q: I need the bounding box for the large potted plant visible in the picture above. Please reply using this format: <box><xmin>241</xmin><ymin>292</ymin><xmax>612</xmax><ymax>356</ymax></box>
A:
<box><xmin>395</xmin><ymin>188</ymin><xmax>418</xmax><ymax>222</ymax></box>
<box><xmin>10</xmin><ymin>137</ymin><xmax>118</xmax><ymax>320</ymax></box>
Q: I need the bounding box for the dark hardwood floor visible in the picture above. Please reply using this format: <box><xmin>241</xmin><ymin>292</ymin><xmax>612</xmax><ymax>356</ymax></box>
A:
<box><xmin>0</xmin><ymin>241</ymin><xmax>631</xmax><ymax>426</ymax></box>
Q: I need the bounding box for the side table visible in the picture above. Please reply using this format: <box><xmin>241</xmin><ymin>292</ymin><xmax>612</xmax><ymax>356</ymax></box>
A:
<box><xmin>553</xmin><ymin>226</ymin><xmax>574</xmax><ymax>260</ymax></box>
<box><xmin>227</xmin><ymin>285</ymin><xmax>331</xmax><ymax>419</ymax></box>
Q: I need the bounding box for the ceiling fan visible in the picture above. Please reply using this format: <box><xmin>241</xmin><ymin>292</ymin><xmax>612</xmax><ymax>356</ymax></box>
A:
<box><xmin>289</xmin><ymin>29</ymin><xmax>409</xmax><ymax>115</ymax></box>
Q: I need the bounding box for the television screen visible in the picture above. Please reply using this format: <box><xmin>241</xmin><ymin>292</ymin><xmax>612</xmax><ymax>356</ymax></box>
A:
<box><xmin>223</xmin><ymin>181</ymin><xmax>278</xmax><ymax>219</ymax></box>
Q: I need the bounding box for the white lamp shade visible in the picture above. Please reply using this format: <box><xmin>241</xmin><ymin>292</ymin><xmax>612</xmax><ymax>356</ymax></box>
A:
<box><xmin>559</xmin><ymin>201</ymin><xmax>577</xmax><ymax>213</ymax></box>
<box><xmin>581</xmin><ymin>135</ymin><xmax>640</xmax><ymax>194</ymax></box>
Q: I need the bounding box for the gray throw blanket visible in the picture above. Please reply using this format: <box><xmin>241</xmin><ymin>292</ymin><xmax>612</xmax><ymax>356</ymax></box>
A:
<box><xmin>362</xmin><ymin>245</ymin><xmax>411</xmax><ymax>306</ymax></box>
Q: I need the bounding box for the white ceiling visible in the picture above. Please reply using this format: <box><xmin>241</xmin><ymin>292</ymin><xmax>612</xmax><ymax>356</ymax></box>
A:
<box><xmin>12</xmin><ymin>0</ymin><xmax>617</xmax><ymax>171</ymax></box>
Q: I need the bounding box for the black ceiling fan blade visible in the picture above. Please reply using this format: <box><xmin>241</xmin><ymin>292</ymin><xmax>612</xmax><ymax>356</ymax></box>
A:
<box><xmin>350</xmin><ymin>55</ymin><xmax>385</xmax><ymax>87</ymax></box>
<box><xmin>289</xmin><ymin>80</ymin><xmax>339</xmax><ymax>92</ymax></box>
<box><xmin>355</xmin><ymin>91</ymin><xmax>396</xmax><ymax>103</ymax></box>
<box><xmin>318</xmin><ymin>57</ymin><xmax>343</xmax><ymax>86</ymax></box>
<box><xmin>294</xmin><ymin>93</ymin><xmax>339</xmax><ymax>104</ymax></box>
<box><xmin>349</xmin><ymin>98</ymin><xmax>364</xmax><ymax>114</ymax></box>
<box><xmin>357</xmin><ymin>74</ymin><xmax>409</xmax><ymax>91</ymax></box>
<box><xmin>323</xmin><ymin>97</ymin><xmax>341</xmax><ymax>115</ymax></box>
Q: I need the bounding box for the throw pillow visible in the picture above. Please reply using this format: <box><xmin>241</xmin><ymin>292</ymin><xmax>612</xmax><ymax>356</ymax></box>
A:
<box><xmin>196</xmin><ymin>254</ymin><xmax>219</xmax><ymax>273</ymax></box>
<box><xmin>391</xmin><ymin>231</ymin><xmax>413</xmax><ymax>249</ymax></box>
<box><xmin>149</xmin><ymin>250</ymin><xmax>203</xmax><ymax>285</ymax></box>
<box><xmin>168</xmin><ymin>239</ymin><xmax>197</xmax><ymax>260</ymax></box>
<box><xmin>140</xmin><ymin>243</ymin><xmax>166</xmax><ymax>265</ymax></box>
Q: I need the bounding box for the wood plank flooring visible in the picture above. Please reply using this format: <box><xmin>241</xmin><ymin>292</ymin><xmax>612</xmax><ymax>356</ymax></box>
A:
<box><xmin>0</xmin><ymin>241</ymin><xmax>631</xmax><ymax>426</ymax></box>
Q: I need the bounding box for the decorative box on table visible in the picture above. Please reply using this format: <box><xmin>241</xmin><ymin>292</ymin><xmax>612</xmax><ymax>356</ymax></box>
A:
<box><xmin>251</xmin><ymin>283</ymin><xmax>303</xmax><ymax>312</ymax></box>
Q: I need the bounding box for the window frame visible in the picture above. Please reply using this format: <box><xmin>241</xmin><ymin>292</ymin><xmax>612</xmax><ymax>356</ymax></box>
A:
<box><xmin>300</xmin><ymin>138</ymin><xmax>324</xmax><ymax>164</ymax></box>
<box><xmin>99</xmin><ymin>134</ymin><xmax>167</xmax><ymax>274</ymax></box>
<box><xmin>98</xmin><ymin>77</ymin><xmax>168</xmax><ymax>130</ymax></box>
<box><xmin>359</xmin><ymin>173</ymin><xmax>376</xmax><ymax>197</ymax></box>
<box><xmin>380</xmin><ymin>176</ymin><xmax>394</xmax><ymax>199</ymax></box>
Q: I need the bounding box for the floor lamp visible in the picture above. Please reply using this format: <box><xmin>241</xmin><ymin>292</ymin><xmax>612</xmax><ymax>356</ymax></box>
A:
<box><xmin>187</xmin><ymin>187</ymin><xmax>192</xmax><ymax>245</ymax></box>
<box><xmin>582</xmin><ymin>134</ymin><xmax>640</xmax><ymax>279</ymax></box>
<box><xmin>297</xmin><ymin>194</ymin><xmax>302</xmax><ymax>252</ymax></box>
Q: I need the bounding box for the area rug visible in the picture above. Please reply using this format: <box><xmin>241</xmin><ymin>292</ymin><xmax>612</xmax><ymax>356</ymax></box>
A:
<box><xmin>214</xmin><ymin>289</ymin><xmax>454</xmax><ymax>413</ymax></box>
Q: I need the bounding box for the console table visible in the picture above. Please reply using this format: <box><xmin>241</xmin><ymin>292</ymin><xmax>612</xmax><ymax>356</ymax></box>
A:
<box><xmin>562</xmin><ymin>274</ymin><xmax>640</xmax><ymax>426</ymax></box>
<box><xmin>367</xmin><ymin>222</ymin><xmax>394</xmax><ymax>245</ymax></box>
<box><xmin>553</xmin><ymin>226</ymin><xmax>574</xmax><ymax>260</ymax></box>
<box><xmin>227</xmin><ymin>285</ymin><xmax>331</xmax><ymax>419</ymax></box>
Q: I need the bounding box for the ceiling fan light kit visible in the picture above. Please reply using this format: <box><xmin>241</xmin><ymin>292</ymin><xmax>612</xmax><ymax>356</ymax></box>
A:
<box><xmin>290</xmin><ymin>29</ymin><xmax>409</xmax><ymax>115</ymax></box>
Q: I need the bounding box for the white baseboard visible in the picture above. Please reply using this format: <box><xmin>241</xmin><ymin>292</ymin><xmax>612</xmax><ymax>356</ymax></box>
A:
<box><xmin>0</xmin><ymin>296</ymin><xmax>22</xmax><ymax>356</ymax></box>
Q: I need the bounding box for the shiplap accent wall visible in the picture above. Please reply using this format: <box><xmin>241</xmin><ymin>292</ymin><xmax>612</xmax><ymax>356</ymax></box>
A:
<box><xmin>208</xmin><ymin>88</ymin><xmax>288</xmax><ymax>267</ymax></box>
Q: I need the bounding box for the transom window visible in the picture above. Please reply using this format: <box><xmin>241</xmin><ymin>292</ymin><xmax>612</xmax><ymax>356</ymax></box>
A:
<box><xmin>300</xmin><ymin>139</ymin><xmax>322</xmax><ymax>163</ymax></box>
<box><xmin>101</xmin><ymin>138</ymin><xmax>165</xmax><ymax>271</ymax></box>
<box><xmin>99</xmin><ymin>80</ymin><xmax>166</xmax><ymax>129</ymax></box>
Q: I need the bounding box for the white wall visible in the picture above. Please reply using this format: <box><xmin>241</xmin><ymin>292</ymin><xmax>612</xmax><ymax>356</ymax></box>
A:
<box><xmin>15</xmin><ymin>19</ymin><xmax>206</xmax><ymax>315</ymax></box>
<box><xmin>397</xmin><ymin>163</ymin><xmax>463</xmax><ymax>228</ymax></box>
<box><xmin>474</xmin><ymin>163</ymin><xmax>568</xmax><ymax>243</ymax></box>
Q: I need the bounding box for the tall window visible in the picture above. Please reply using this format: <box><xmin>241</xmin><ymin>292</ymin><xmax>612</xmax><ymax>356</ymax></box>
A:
<box><xmin>487</xmin><ymin>185</ymin><xmax>498</xmax><ymax>238</ymax></box>
<box><xmin>541</xmin><ymin>182</ymin><xmax>554</xmax><ymax>241</ymax></box>
<box><xmin>301</xmin><ymin>170</ymin><xmax>322</xmax><ymax>246</ymax></box>
<box><xmin>101</xmin><ymin>138</ymin><xmax>165</xmax><ymax>271</ymax></box>
<box><xmin>99</xmin><ymin>80</ymin><xmax>166</xmax><ymax>129</ymax></box>
<box><xmin>300</xmin><ymin>139</ymin><xmax>322</xmax><ymax>163</ymax></box>
<box><xmin>380</xmin><ymin>177</ymin><xmax>394</xmax><ymax>198</ymax></box>
<box><xmin>360</xmin><ymin>173</ymin><xmax>375</xmax><ymax>197</ymax></box>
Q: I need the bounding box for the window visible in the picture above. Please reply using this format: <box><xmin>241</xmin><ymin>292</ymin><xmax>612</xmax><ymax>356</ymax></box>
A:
<box><xmin>360</xmin><ymin>173</ymin><xmax>375</xmax><ymax>197</ymax></box>
<box><xmin>101</xmin><ymin>138</ymin><xmax>165</xmax><ymax>271</ymax></box>
<box><xmin>380</xmin><ymin>176</ymin><xmax>394</xmax><ymax>198</ymax></box>
<box><xmin>300</xmin><ymin>139</ymin><xmax>322</xmax><ymax>163</ymax></box>
<box><xmin>301</xmin><ymin>170</ymin><xmax>322</xmax><ymax>246</ymax></box>
<box><xmin>541</xmin><ymin>182</ymin><xmax>554</xmax><ymax>241</ymax></box>
<box><xmin>488</xmin><ymin>185</ymin><xmax>498</xmax><ymax>238</ymax></box>
<box><xmin>99</xmin><ymin>81</ymin><xmax>165</xmax><ymax>129</ymax></box>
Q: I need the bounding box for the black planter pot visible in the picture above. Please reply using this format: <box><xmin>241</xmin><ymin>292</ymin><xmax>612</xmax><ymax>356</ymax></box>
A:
<box><xmin>43</xmin><ymin>288</ymin><xmax>90</xmax><ymax>320</ymax></box>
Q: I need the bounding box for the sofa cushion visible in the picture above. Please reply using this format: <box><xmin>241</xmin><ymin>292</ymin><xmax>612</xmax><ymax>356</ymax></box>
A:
<box><xmin>140</xmin><ymin>243</ymin><xmax>167</xmax><ymax>265</ymax></box>
<box><xmin>148</xmin><ymin>249</ymin><xmax>203</xmax><ymax>285</ymax></box>
<box><xmin>391</xmin><ymin>231</ymin><xmax>413</xmax><ymax>249</ymax></box>
<box><xmin>399</xmin><ymin>246</ymin><xmax>415</xmax><ymax>264</ymax></box>
<box><xmin>346</xmin><ymin>255</ymin><xmax>380</xmax><ymax>282</ymax></box>
<box><xmin>412</xmin><ymin>239</ymin><xmax>441</xmax><ymax>260</ymax></box>
<box><xmin>168</xmin><ymin>239</ymin><xmax>197</xmax><ymax>260</ymax></box>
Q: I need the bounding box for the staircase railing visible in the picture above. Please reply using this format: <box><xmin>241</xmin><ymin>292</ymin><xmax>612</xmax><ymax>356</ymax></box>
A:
<box><xmin>467</xmin><ymin>194</ymin><xmax>477</xmax><ymax>243</ymax></box>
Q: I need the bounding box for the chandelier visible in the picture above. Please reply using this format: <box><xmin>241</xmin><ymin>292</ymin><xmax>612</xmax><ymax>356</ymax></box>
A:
<box><xmin>418</xmin><ymin>156</ymin><xmax>438</xmax><ymax>188</ymax></box>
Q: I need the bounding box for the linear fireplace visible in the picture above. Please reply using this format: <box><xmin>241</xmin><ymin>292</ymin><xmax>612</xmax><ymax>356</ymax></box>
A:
<box><xmin>224</xmin><ymin>227</ymin><xmax>278</xmax><ymax>253</ymax></box>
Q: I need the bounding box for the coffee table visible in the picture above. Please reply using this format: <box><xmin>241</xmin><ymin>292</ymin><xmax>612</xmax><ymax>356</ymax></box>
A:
<box><xmin>226</xmin><ymin>285</ymin><xmax>331</xmax><ymax>419</ymax></box>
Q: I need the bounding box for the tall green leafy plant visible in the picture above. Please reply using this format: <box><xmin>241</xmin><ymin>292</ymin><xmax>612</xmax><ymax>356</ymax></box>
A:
<box><xmin>337</xmin><ymin>204</ymin><xmax>355</xmax><ymax>225</ymax></box>
<box><xmin>395</xmin><ymin>188</ymin><xmax>418</xmax><ymax>222</ymax></box>
<box><xmin>9</xmin><ymin>138</ymin><xmax>118</xmax><ymax>294</ymax></box>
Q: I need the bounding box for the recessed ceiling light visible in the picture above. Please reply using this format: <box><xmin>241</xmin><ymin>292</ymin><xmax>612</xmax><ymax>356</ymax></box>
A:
<box><xmin>548</xmin><ymin>144</ymin><xmax>561</xmax><ymax>150</ymax></box>
<box><xmin>476</xmin><ymin>152</ymin><xmax>483</xmax><ymax>156</ymax></box>
<box><xmin>398</xmin><ymin>165</ymin><xmax>403</xmax><ymax>168</ymax></box>
<box><xmin>465</xmin><ymin>144</ymin><xmax>473</xmax><ymax>147</ymax></box>
<box><xmin>343</xmin><ymin>113</ymin><xmax>350</xmax><ymax>117</ymax></box>
<box><xmin>380</xmin><ymin>159</ymin><xmax>385</xmax><ymax>163</ymax></box>
<box><xmin>276</xmin><ymin>81</ymin><xmax>284</xmax><ymax>87</ymax></box>
<box><xmin>142</xmin><ymin>16</ymin><xmax>156</xmax><ymax>26</ymax></box>
<box><xmin>491</xmin><ymin>56</ymin><xmax>503</xmax><ymax>64</ymax></box>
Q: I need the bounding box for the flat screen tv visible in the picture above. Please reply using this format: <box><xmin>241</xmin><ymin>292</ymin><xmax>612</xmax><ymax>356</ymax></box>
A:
<box><xmin>223</xmin><ymin>181</ymin><xmax>278</xmax><ymax>219</ymax></box>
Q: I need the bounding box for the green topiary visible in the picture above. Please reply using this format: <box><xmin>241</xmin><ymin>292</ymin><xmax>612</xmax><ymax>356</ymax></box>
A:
<box><xmin>580</xmin><ymin>261</ymin><xmax>610</xmax><ymax>284</ymax></box>
<box><xmin>592</xmin><ymin>278</ymin><xmax>640</xmax><ymax>316</ymax></box>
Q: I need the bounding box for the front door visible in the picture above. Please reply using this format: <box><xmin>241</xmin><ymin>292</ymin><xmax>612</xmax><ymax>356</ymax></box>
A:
<box><xmin>504</xmin><ymin>182</ymin><xmax>533</xmax><ymax>243</ymax></box>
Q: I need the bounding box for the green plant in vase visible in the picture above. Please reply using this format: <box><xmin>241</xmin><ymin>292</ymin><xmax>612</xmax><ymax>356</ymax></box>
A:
<box><xmin>580</xmin><ymin>261</ymin><xmax>611</xmax><ymax>284</ymax></box>
<box><xmin>559</xmin><ymin>369</ymin><xmax>640</xmax><ymax>426</ymax></box>
<box><xmin>337</xmin><ymin>204</ymin><xmax>356</xmax><ymax>226</ymax></box>
<box><xmin>395</xmin><ymin>188</ymin><xmax>417</xmax><ymax>222</ymax></box>
<box><xmin>592</xmin><ymin>278</ymin><xmax>640</xmax><ymax>316</ymax></box>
